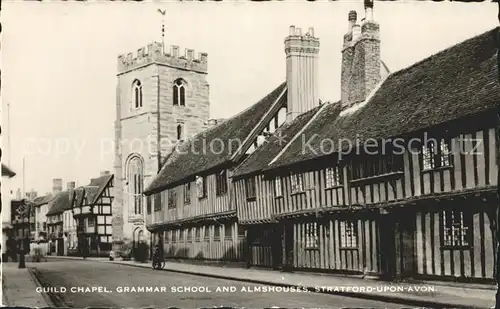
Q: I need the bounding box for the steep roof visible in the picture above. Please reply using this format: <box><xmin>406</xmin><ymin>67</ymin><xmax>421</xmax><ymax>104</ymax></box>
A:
<box><xmin>267</xmin><ymin>27</ymin><xmax>500</xmax><ymax>170</ymax></box>
<box><xmin>2</xmin><ymin>164</ymin><xmax>15</xmax><ymax>178</ymax></box>
<box><xmin>46</xmin><ymin>191</ymin><xmax>71</xmax><ymax>216</ymax></box>
<box><xmin>83</xmin><ymin>186</ymin><xmax>100</xmax><ymax>205</ymax></box>
<box><xmin>144</xmin><ymin>82</ymin><xmax>287</xmax><ymax>194</ymax></box>
<box><xmin>71</xmin><ymin>174</ymin><xmax>113</xmax><ymax>208</ymax></box>
<box><xmin>232</xmin><ymin>105</ymin><xmax>323</xmax><ymax>178</ymax></box>
<box><xmin>88</xmin><ymin>174</ymin><xmax>113</xmax><ymax>204</ymax></box>
<box><xmin>32</xmin><ymin>194</ymin><xmax>54</xmax><ymax>207</ymax></box>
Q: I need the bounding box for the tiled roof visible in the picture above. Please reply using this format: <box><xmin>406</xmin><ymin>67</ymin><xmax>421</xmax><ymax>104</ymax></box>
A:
<box><xmin>71</xmin><ymin>174</ymin><xmax>114</xmax><ymax>208</ymax></box>
<box><xmin>46</xmin><ymin>191</ymin><xmax>71</xmax><ymax>216</ymax></box>
<box><xmin>267</xmin><ymin>27</ymin><xmax>500</xmax><ymax>170</ymax></box>
<box><xmin>32</xmin><ymin>194</ymin><xmax>54</xmax><ymax>207</ymax></box>
<box><xmin>88</xmin><ymin>174</ymin><xmax>113</xmax><ymax>204</ymax></box>
<box><xmin>232</xmin><ymin>105</ymin><xmax>323</xmax><ymax>178</ymax></box>
<box><xmin>144</xmin><ymin>82</ymin><xmax>287</xmax><ymax>194</ymax></box>
<box><xmin>2</xmin><ymin>163</ymin><xmax>15</xmax><ymax>177</ymax></box>
<box><xmin>83</xmin><ymin>186</ymin><xmax>100</xmax><ymax>205</ymax></box>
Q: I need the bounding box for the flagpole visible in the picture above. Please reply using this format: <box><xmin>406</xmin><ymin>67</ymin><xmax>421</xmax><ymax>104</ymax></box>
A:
<box><xmin>158</xmin><ymin>9</ymin><xmax>166</xmax><ymax>54</ymax></box>
<box><xmin>7</xmin><ymin>101</ymin><xmax>11</xmax><ymax>166</ymax></box>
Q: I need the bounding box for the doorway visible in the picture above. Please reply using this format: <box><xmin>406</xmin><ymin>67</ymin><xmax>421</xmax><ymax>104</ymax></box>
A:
<box><xmin>379</xmin><ymin>212</ymin><xmax>396</xmax><ymax>279</ymax></box>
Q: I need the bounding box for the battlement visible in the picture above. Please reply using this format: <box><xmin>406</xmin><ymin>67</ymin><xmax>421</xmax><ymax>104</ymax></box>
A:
<box><xmin>117</xmin><ymin>42</ymin><xmax>208</xmax><ymax>74</ymax></box>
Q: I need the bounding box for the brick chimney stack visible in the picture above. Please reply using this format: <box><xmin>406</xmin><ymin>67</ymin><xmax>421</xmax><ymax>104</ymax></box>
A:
<box><xmin>52</xmin><ymin>178</ymin><xmax>63</xmax><ymax>195</ymax></box>
<box><xmin>341</xmin><ymin>10</ymin><xmax>357</xmax><ymax>105</ymax></box>
<box><xmin>341</xmin><ymin>0</ymin><xmax>381</xmax><ymax>109</ymax></box>
<box><xmin>284</xmin><ymin>25</ymin><xmax>320</xmax><ymax>123</ymax></box>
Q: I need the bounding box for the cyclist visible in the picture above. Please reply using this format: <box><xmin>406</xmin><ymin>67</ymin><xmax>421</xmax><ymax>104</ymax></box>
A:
<box><xmin>152</xmin><ymin>244</ymin><xmax>164</xmax><ymax>269</ymax></box>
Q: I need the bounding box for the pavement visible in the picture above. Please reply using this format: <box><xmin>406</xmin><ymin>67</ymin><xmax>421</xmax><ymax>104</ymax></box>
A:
<box><xmin>2</xmin><ymin>262</ymin><xmax>52</xmax><ymax>307</ymax></box>
<box><xmin>45</xmin><ymin>255</ymin><xmax>497</xmax><ymax>308</ymax></box>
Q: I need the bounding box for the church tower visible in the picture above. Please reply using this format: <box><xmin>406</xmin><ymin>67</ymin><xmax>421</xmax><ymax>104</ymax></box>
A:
<box><xmin>112</xmin><ymin>41</ymin><xmax>210</xmax><ymax>251</ymax></box>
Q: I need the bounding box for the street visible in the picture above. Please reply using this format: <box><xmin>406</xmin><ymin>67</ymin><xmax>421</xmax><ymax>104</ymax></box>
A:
<box><xmin>31</xmin><ymin>259</ymin><xmax>399</xmax><ymax>308</ymax></box>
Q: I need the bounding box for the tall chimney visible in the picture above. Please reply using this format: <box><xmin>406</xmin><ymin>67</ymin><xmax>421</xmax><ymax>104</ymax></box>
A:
<box><xmin>67</xmin><ymin>181</ymin><xmax>76</xmax><ymax>191</ymax></box>
<box><xmin>341</xmin><ymin>10</ymin><xmax>357</xmax><ymax>105</ymax></box>
<box><xmin>342</xmin><ymin>0</ymin><xmax>381</xmax><ymax>109</ymax></box>
<box><xmin>52</xmin><ymin>178</ymin><xmax>63</xmax><ymax>195</ymax></box>
<box><xmin>284</xmin><ymin>25</ymin><xmax>320</xmax><ymax>123</ymax></box>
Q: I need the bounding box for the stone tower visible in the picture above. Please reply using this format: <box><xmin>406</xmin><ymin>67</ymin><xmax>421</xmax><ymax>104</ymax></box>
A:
<box><xmin>112</xmin><ymin>42</ymin><xmax>210</xmax><ymax>251</ymax></box>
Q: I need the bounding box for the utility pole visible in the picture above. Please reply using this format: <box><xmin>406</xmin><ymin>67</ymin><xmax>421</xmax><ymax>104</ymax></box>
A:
<box><xmin>22</xmin><ymin>157</ymin><xmax>25</xmax><ymax>197</ymax></box>
<box><xmin>7</xmin><ymin>101</ymin><xmax>11</xmax><ymax>166</ymax></box>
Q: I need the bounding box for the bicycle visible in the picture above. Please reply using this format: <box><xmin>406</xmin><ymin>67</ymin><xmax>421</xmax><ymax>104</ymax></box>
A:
<box><xmin>152</xmin><ymin>249</ymin><xmax>166</xmax><ymax>270</ymax></box>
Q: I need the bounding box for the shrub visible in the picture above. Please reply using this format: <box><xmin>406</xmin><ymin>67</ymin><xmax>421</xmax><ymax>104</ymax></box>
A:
<box><xmin>120</xmin><ymin>241</ymin><xmax>133</xmax><ymax>261</ymax></box>
<box><xmin>133</xmin><ymin>242</ymin><xmax>149</xmax><ymax>263</ymax></box>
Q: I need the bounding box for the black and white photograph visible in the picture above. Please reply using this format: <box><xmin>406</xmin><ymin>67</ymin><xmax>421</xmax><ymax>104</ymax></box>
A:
<box><xmin>1</xmin><ymin>0</ymin><xmax>500</xmax><ymax>308</ymax></box>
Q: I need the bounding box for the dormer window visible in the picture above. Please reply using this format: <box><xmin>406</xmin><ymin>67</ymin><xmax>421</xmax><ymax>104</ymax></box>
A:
<box><xmin>173</xmin><ymin>79</ymin><xmax>186</xmax><ymax>106</ymax></box>
<box><xmin>132</xmin><ymin>79</ymin><xmax>143</xmax><ymax>108</ymax></box>
<box><xmin>422</xmin><ymin>139</ymin><xmax>451</xmax><ymax>170</ymax></box>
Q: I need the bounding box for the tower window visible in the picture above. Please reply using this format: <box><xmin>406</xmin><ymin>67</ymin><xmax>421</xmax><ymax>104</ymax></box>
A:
<box><xmin>177</xmin><ymin>125</ymin><xmax>184</xmax><ymax>141</ymax></box>
<box><xmin>173</xmin><ymin>79</ymin><xmax>186</xmax><ymax>106</ymax></box>
<box><xmin>127</xmin><ymin>156</ymin><xmax>144</xmax><ymax>215</ymax></box>
<box><xmin>132</xmin><ymin>79</ymin><xmax>143</xmax><ymax>108</ymax></box>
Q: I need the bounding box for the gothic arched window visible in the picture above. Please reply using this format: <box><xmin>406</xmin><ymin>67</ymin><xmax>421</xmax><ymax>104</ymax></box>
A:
<box><xmin>132</xmin><ymin>79</ymin><xmax>143</xmax><ymax>108</ymax></box>
<box><xmin>127</xmin><ymin>156</ymin><xmax>144</xmax><ymax>215</ymax></box>
<box><xmin>173</xmin><ymin>79</ymin><xmax>186</xmax><ymax>106</ymax></box>
<box><xmin>177</xmin><ymin>124</ymin><xmax>183</xmax><ymax>141</ymax></box>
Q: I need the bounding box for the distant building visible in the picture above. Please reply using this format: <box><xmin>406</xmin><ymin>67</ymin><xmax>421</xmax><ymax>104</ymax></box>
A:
<box><xmin>46</xmin><ymin>178</ymin><xmax>70</xmax><ymax>256</ymax></box>
<box><xmin>1</xmin><ymin>163</ymin><xmax>16</xmax><ymax>260</ymax></box>
<box><xmin>70</xmin><ymin>171</ymin><xmax>114</xmax><ymax>257</ymax></box>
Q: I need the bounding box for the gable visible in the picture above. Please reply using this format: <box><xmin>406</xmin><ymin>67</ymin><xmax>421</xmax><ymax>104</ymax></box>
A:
<box><xmin>232</xmin><ymin>104</ymin><xmax>323</xmax><ymax>178</ymax></box>
<box><xmin>144</xmin><ymin>82</ymin><xmax>287</xmax><ymax>194</ymax></box>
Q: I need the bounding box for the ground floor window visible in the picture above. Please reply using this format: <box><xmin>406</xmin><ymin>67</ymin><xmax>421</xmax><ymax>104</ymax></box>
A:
<box><xmin>340</xmin><ymin>220</ymin><xmax>357</xmax><ymax>248</ymax></box>
<box><xmin>304</xmin><ymin>222</ymin><xmax>319</xmax><ymax>249</ymax></box>
<box><xmin>442</xmin><ymin>209</ymin><xmax>470</xmax><ymax>248</ymax></box>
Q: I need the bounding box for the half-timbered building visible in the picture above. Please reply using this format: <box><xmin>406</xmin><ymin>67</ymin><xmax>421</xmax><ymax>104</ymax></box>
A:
<box><xmin>235</xmin><ymin>2</ymin><xmax>499</xmax><ymax>283</ymax></box>
<box><xmin>46</xmin><ymin>188</ymin><xmax>71</xmax><ymax>256</ymax></box>
<box><xmin>143</xmin><ymin>80</ymin><xmax>289</xmax><ymax>261</ymax></box>
<box><xmin>70</xmin><ymin>172</ymin><xmax>114</xmax><ymax>257</ymax></box>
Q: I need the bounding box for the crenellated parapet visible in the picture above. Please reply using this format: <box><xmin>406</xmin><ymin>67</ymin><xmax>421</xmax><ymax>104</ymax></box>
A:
<box><xmin>117</xmin><ymin>42</ymin><xmax>208</xmax><ymax>74</ymax></box>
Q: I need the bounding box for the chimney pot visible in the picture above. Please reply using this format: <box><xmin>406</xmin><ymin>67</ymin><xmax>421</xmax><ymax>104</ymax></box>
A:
<box><xmin>296</xmin><ymin>28</ymin><xmax>302</xmax><ymax>36</ymax></box>
<box><xmin>289</xmin><ymin>25</ymin><xmax>295</xmax><ymax>35</ymax></box>
<box><xmin>307</xmin><ymin>27</ymin><xmax>314</xmax><ymax>37</ymax></box>
<box><xmin>348</xmin><ymin>10</ymin><xmax>357</xmax><ymax>22</ymax></box>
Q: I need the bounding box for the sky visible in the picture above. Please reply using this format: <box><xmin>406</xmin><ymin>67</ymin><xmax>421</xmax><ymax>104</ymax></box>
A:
<box><xmin>2</xmin><ymin>1</ymin><xmax>498</xmax><ymax>196</ymax></box>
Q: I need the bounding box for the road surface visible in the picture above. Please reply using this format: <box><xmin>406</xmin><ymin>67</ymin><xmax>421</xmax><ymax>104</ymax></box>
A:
<box><xmin>32</xmin><ymin>259</ymin><xmax>399</xmax><ymax>308</ymax></box>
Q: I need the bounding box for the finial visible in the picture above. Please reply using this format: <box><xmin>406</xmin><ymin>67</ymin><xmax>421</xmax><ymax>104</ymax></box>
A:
<box><xmin>157</xmin><ymin>8</ymin><xmax>167</xmax><ymax>54</ymax></box>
